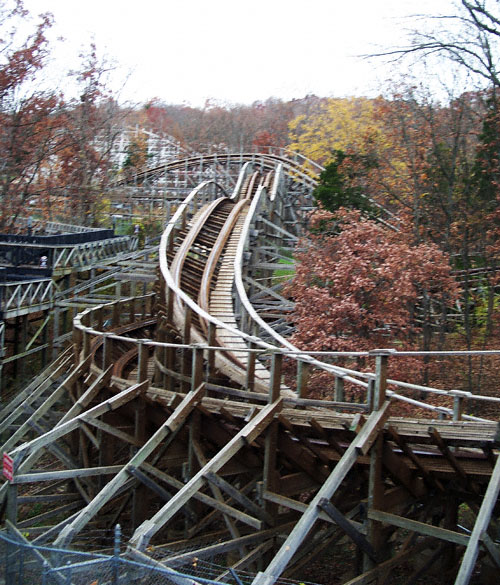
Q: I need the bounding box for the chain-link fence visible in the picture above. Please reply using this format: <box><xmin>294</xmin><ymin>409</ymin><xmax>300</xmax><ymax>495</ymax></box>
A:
<box><xmin>0</xmin><ymin>526</ymin><xmax>319</xmax><ymax>585</ymax></box>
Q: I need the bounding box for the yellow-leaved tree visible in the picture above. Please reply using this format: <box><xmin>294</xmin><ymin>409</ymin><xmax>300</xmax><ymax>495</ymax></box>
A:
<box><xmin>288</xmin><ymin>97</ymin><xmax>388</xmax><ymax>166</ymax></box>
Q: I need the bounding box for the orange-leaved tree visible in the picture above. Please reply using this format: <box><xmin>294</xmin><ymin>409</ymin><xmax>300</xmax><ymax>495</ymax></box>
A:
<box><xmin>285</xmin><ymin>208</ymin><xmax>459</xmax><ymax>395</ymax></box>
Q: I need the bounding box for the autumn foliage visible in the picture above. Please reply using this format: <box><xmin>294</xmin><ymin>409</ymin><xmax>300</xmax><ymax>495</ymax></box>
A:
<box><xmin>286</xmin><ymin>208</ymin><xmax>458</xmax><ymax>354</ymax></box>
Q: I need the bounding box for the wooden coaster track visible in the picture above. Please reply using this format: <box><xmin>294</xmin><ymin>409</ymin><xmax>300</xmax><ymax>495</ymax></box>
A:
<box><xmin>2</xmin><ymin>154</ymin><xmax>500</xmax><ymax>585</ymax></box>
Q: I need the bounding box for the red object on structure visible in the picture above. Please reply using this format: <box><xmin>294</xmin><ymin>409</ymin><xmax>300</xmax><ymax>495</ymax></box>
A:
<box><xmin>3</xmin><ymin>452</ymin><xmax>13</xmax><ymax>481</ymax></box>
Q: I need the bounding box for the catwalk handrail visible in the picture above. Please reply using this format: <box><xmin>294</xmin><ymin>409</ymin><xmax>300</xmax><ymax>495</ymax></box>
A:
<box><xmin>72</xmin><ymin>289</ymin><xmax>499</xmax><ymax>421</ymax></box>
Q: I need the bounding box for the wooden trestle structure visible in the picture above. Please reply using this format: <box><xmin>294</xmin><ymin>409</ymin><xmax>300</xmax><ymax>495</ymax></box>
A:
<box><xmin>2</xmin><ymin>152</ymin><xmax>500</xmax><ymax>585</ymax></box>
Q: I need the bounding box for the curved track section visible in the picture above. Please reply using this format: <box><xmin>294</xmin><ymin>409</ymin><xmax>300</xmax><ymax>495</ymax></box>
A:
<box><xmin>159</xmin><ymin>166</ymin><xmax>293</xmax><ymax>394</ymax></box>
<box><xmin>4</xmin><ymin>152</ymin><xmax>500</xmax><ymax>585</ymax></box>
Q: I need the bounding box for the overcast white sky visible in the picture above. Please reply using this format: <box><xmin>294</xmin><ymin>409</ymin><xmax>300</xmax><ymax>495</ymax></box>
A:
<box><xmin>24</xmin><ymin>0</ymin><xmax>456</xmax><ymax>106</ymax></box>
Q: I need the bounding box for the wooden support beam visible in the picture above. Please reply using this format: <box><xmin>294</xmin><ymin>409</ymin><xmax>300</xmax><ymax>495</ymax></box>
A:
<box><xmin>365</xmin><ymin>431</ymin><xmax>384</xmax><ymax>570</ymax></box>
<box><xmin>382</xmin><ymin>442</ymin><xmax>425</xmax><ymax>499</ymax></box>
<box><xmin>1</xmin><ymin>355</ymin><xmax>93</xmax><ymax>454</ymax></box>
<box><xmin>207</xmin><ymin>322</ymin><xmax>216</xmax><ymax>377</ymax></box>
<box><xmin>342</xmin><ymin>539</ymin><xmax>428</xmax><ymax>585</ymax></box>
<box><xmin>137</xmin><ymin>341</ymin><xmax>149</xmax><ymax>383</ymax></box>
<box><xmin>309</xmin><ymin>419</ymin><xmax>345</xmax><ymax>456</ymax></box>
<box><xmin>53</xmin><ymin>383</ymin><xmax>205</xmax><ymax>548</ymax></box>
<box><xmin>14</xmin><ymin>465</ymin><xmax>124</xmax><ymax>483</ymax></box>
<box><xmin>245</xmin><ymin>341</ymin><xmax>256</xmax><ymax>392</ymax></box>
<box><xmin>387</xmin><ymin>426</ymin><xmax>445</xmax><ymax>493</ymax></box>
<box><xmin>296</xmin><ymin>361</ymin><xmax>311</xmax><ymax>398</ymax></box>
<box><xmin>129</xmin><ymin>398</ymin><xmax>283</xmax><ymax>551</ymax></box>
<box><xmin>84</xmin><ymin>417</ymin><xmax>142</xmax><ymax>447</ymax></box>
<box><xmin>0</xmin><ymin>351</ymin><xmax>72</xmax><ymax>435</ymax></box>
<box><xmin>367</xmin><ymin>509</ymin><xmax>470</xmax><ymax>546</ymax></box>
<box><xmin>319</xmin><ymin>498</ymin><xmax>378</xmax><ymax>562</ymax></box>
<box><xmin>277</xmin><ymin>428</ymin><xmax>329</xmax><ymax>484</ymax></box>
<box><xmin>191</xmin><ymin>345</ymin><xmax>204</xmax><ymax>392</ymax></box>
<box><xmin>142</xmin><ymin>462</ymin><xmax>264</xmax><ymax>532</ymax></box>
<box><xmin>252</xmin><ymin>402</ymin><xmax>390</xmax><ymax>585</ymax></box>
<box><xmin>204</xmin><ymin>471</ymin><xmax>274</xmax><ymax>525</ymax></box>
<box><xmin>9</xmin><ymin>381</ymin><xmax>147</xmax><ymax>462</ymax></box>
<box><xmin>192</xmin><ymin>438</ymin><xmax>244</xmax><ymax>543</ymax></box>
<box><xmin>334</xmin><ymin>376</ymin><xmax>345</xmax><ymax>403</ymax></box>
<box><xmin>455</xmin><ymin>451</ymin><xmax>500</xmax><ymax>585</ymax></box>
<box><xmin>57</xmin><ymin>365</ymin><xmax>113</xmax><ymax>426</ymax></box>
<box><xmin>216</xmin><ymin>541</ymin><xmax>274</xmax><ymax>581</ymax></box>
<box><xmin>16</xmin><ymin>502</ymin><xmax>81</xmax><ymax>529</ymax></box>
<box><xmin>482</xmin><ymin>532</ymin><xmax>500</xmax><ymax>570</ymax></box>
<box><xmin>128</xmin><ymin>466</ymin><xmax>174</xmax><ymax>503</ymax></box>
<box><xmin>263</xmin><ymin>491</ymin><xmax>365</xmax><ymax>531</ymax></box>
<box><xmin>278</xmin><ymin>415</ymin><xmax>331</xmax><ymax>465</ymax></box>
<box><xmin>429</xmin><ymin>427</ymin><xmax>479</xmax><ymax>494</ymax></box>
<box><xmin>145</xmin><ymin>523</ymin><xmax>296</xmax><ymax>568</ymax></box>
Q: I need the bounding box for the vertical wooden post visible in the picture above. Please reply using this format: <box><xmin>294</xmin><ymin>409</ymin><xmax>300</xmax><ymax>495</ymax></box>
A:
<box><xmin>452</xmin><ymin>391</ymin><xmax>465</xmax><ymax>421</ymax></box>
<box><xmin>166</xmin><ymin>287</ymin><xmax>174</xmax><ymax>326</ymax></box>
<box><xmin>129</xmin><ymin>298</ymin><xmax>136</xmax><ymax>325</ymax></box>
<box><xmin>191</xmin><ymin>345</ymin><xmax>204</xmax><ymax>392</ymax></box>
<box><xmin>365</xmin><ymin>350</ymin><xmax>390</xmax><ymax>569</ymax></box>
<box><xmin>41</xmin><ymin>309</ymin><xmax>49</xmax><ymax>367</ymax></box>
<box><xmin>96</xmin><ymin>307</ymin><xmax>104</xmax><ymax>331</ymax></box>
<box><xmin>132</xmin><ymin>395</ymin><xmax>147</xmax><ymax>528</ymax></box>
<box><xmin>207</xmin><ymin>322</ymin><xmax>216</xmax><ymax>378</ymax></box>
<box><xmin>335</xmin><ymin>375</ymin><xmax>345</xmax><ymax>402</ymax></box>
<box><xmin>137</xmin><ymin>341</ymin><xmax>148</xmax><ymax>383</ymax></box>
<box><xmin>365</xmin><ymin>433</ymin><xmax>385</xmax><ymax>571</ymax></box>
<box><xmin>370</xmin><ymin>349</ymin><xmax>390</xmax><ymax>411</ymax></box>
<box><xmin>245</xmin><ymin>342</ymin><xmax>256</xmax><ymax>392</ymax></box>
<box><xmin>367</xmin><ymin>379</ymin><xmax>374</xmax><ymax>411</ymax></box>
<box><xmin>6</xmin><ymin>481</ymin><xmax>17</xmax><ymax>526</ymax></box>
<box><xmin>263</xmin><ymin>352</ymin><xmax>282</xmax><ymax>523</ymax></box>
<box><xmin>112</xmin><ymin>300</ymin><xmax>120</xmax><ymax>327</ymax></box>
<box><xmin>181</xmin><ymin>306</ymin><xmax>192</xmax><ymax>393</ymax></box>
<box><xmin>296</xmin><ymin>360</ymin><xmax>311</xmax><ymax>398</ymax></box>
<box><xmin>153</xmin><ymin>326</ymin><xmax>165</xmax><ymax>386</ymax></box>
<box><xmin>73</xmin><ymin>327</ymin><xmax>82</xmax><ymax>362</ymax></box>
<box><xmin>52</xmin><ymin>306</ymin><xmax>60</xmax><ymax>360</ymax></box>
<box><xmin>269</xmin><ymin>352</ymin><xmax>282</xmax><ymax>402</ymax></box>
<box><xmin>103</xmin><ymin>335</ymin><xmax>112</xmax><ymax>370</ymax></box>
<box><xmin>82</xmin><ymin>329</ymin><xmax>91</xmax><ymax>360</ymax></box>
<box><xmin>20</xmin><ymin>314</ymin><xmax>28</xmax><ymax>380</ymax></box>
<box><xmin>165</xmin><ymin>328</ymin><xmax>176</xmax><ymax>392</ymax></box>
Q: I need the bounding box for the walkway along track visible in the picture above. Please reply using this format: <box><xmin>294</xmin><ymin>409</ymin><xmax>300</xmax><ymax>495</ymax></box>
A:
<box><xmin>2</xmin><ymin>155</ymin><xmax>500</xmax><ymax>585</ymax></box>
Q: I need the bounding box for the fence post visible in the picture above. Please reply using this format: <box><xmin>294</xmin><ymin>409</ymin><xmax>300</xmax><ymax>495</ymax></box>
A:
<box><xmin>41</xmin><ymin>560</ymin><xmax>50</xmax><ymax>585</ymax></box>
<box><xmin>112</xmin><ymin>524</ymin><xmax>121</xmax><ymax>585</ymax></box>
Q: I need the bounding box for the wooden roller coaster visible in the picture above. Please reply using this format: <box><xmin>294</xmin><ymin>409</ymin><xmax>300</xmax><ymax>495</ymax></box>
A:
<box><xmin>2</xmin><ymin>153</ymin><xmax>500</xmax><ymax>585</ymax></box>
